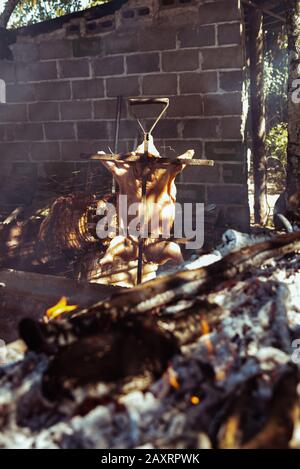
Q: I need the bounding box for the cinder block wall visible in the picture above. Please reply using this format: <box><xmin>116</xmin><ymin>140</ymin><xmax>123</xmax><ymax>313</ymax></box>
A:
<box><xmin>0</xmin><ymin>0</ymin><xmax>250</xmax><ymax>232</ymax></box>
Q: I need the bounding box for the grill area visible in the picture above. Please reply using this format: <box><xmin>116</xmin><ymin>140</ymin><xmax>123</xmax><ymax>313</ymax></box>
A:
<box><xmin>1</xmin><ymin>230</ymin><xmax>300</xmax><ymax>448</ymax></box>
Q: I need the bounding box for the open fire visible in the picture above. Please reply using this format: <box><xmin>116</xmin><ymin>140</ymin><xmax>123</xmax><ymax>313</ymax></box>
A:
<box><xmin>1</xmin><ymin>226</ymin><xmax>300</xmax><ymax>448</ymax></box>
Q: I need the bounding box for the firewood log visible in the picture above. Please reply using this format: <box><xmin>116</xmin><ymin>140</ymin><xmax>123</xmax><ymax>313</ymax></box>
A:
<box><xmin>86</xmin><ymin>230</ymin><xmax>300</xmax><ymax>316</ymax></box>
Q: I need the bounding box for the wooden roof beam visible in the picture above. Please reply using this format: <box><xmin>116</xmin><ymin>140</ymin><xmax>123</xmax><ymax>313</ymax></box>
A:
<box><xmin>241</xmin><ymin>0</ymin><xmax>285</xmax><ymax>24</ymax></box>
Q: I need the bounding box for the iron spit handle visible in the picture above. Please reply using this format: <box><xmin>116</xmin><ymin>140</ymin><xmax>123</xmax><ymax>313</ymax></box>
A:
<box><xmin>129</xmin><ymin>97</ymin><xmax>169</xmax><ymax>107</ymax></box>
<box><xmin>128</xmin><ymin>97</ymin><xmax>169</xmax><ymax>136</ymax></box>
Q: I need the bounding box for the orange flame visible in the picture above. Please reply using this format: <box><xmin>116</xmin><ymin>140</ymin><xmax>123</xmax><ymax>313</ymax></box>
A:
<box><xmin>45</xmin><ymin>296</ymin><xmax>78</xmax><ymax>322</ymax></box>
<box><xmin>204</xmin><ymin>338</ymin><xmax>214</xmax><ymax>354</ymax></box>
<box><xmin>168</xmin><ymin>367</ymin><xmax>180</xmax><ymax>390</ymax></box>
<box><xmin>200</xmin><ymin>319</ymin><xmax>210</xmax><ymax>335</ymax></box>
<box><xmin>200</xmin><ymin>318</ymin><xmax>214</xmax><ymax>353</ymax></box>
<box><xmin>215</xmin><ymin>368</ymin><xmax>226</xmax><ymax>382</ymax></box>
<box><xmin>190</xmin><ymin>396</ymin><xmax>200</xmax><ymax>405</ymax></box>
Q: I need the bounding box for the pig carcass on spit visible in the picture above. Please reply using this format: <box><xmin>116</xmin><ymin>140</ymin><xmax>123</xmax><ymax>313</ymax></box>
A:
<box><xmin>96</xmin><ymin>138</ymin><xmax>194</xmax><ymax>287</ymax></box>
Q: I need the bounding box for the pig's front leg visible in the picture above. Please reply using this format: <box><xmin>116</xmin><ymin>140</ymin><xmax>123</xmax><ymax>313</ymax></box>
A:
<box><xmin>100</xmin><ymin>160</ymin><xmax>131</xmax><ymax>185</ymax></box>
<box><xmin>144</xmin><ymin>240</ymin><xmax>183</xmax><ymax>265</ymax></box>
<box><xmin>163</xmin><ymin>149</ymin><xmax>195</xmax><ymax>194</ymax></box>
<box><xmin>99</xmin><ymin>236</ymin><xmax>138</xmax><ymax>268</ymax></box>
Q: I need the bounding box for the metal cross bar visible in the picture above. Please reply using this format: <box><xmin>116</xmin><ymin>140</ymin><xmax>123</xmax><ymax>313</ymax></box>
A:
<box><xmin>81</xmin><ymin>153</ymin><xmax>215</xmax><ymax>166</ymax></box>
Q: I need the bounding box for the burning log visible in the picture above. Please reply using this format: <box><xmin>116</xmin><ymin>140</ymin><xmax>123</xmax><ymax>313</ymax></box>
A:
<box><xmin>73</xmin><ymin>230</ymin><xmax>300</xmax><ymax>316</ymax></box>
<box><xmin>17</xmin><ymin>230</ymin><xmax>300</xmax><ymax>354</ymax></box>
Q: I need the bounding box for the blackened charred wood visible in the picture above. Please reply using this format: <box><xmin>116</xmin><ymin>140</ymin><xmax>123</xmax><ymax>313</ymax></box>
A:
<box><xmin>81</xmin><ymin>230</ymin><xmax>300</xmax><ymax>316</ymax></box>
<box><xmin>20</xmin><ymin>231</ymin><xmax>300</xmax><ymax>352</ymax></box>
<box><xmin>242</xmin><ymin>366</ymin><xmax>298</xmax><ymax>449</ymax></box>
<box><xmin>217</xmin><ymin>363</ymin><xmax>298</xmax><ymax>449</ymax></box>
<box><xmin>21</xmin><ymin>316</ymin><xmax>179</xmax><ymax>400</ymax></box>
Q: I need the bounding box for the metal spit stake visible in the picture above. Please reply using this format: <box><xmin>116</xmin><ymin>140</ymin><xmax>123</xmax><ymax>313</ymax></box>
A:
<box><xmin>128</xmin><ymin>97</ymin><xmax>170</xmax><ymax>285</ymax></box>
<box><xmin>112</xmin><ymin>96</ymin><xmax>123</xmax><ymax>194</ymax></box>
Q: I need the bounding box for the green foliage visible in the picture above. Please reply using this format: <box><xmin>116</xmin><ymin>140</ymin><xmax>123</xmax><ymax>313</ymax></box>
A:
<box><xmin>264</xmin><ymin>33</ymin><xmax>288</xmax><ymax>129</ymax></box>
<box><xmin>263</xmin><ymin>30</ymin><xmax>288</xmax><ymax>190</ymax></box>
<box><xmin>88</xmin><ymin>0</ymin><xmax>109</xmax><ymax>5</ymax></box>
<box><xmin>266</xmin><ymin>122</ymin><xmax>288</xmax><ymax>164</ymax></box>
<box><xmin>264</xmin><ymin>51</ymin><xmax>288</xmax><ymax>100</ymax></box>
<box><xmin>265</xmin><ymin>122</ymin><xmax>287</xmax><ymax>194</ymax></box>
<box><xmin>8</xmin><ymin>0</ymin><xmax>109</xmax><ymax>28</ymax></box>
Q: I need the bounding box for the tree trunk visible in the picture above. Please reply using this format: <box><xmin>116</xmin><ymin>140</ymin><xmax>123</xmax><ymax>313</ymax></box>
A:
<box><xmin>249</xmin><ymin>7</ymin><xmax>267</xmax><ymax>225</ymax></box>
<box><xmin>0</xmin><ymin>0</ymin><xmax>20</xmax><ymax>28</ymax></box>
<box><xmin>287</xmin><ymin>0</ymin><xmax>300</xmax><ymax>195</ymax></box>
